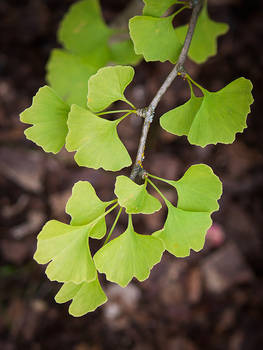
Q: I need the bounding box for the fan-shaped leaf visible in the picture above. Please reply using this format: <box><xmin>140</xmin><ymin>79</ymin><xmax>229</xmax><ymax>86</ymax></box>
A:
<box><xmin>20</xmin><ymin>86</ymin><xmax>69</xmax><ymax>153</ymax></box>
<box><xmin>55</xmin><ymin>276</ymin><xmax>107</xmax><ymax>316</ymax></box>
<box><xmin>94</xmin><ymin>217</ymin><xmax>164</xmax><ymax>287</ymax></box>
<box><xmin>110</xmin><ymin>40</ymin><xmax>141</xmax><ymax>65</ymax></box>
<box><xmin>115</xmin><ymin>176</ymin><xmax>161</xmax><ymax>214</ymax></box>
<box><xmin>175</xmin><ymin>1</ymin><xmax>229</xmax><ymax>63</ymax></box>
<box><xmin>66</xmin><ymin>181</ymin><xmax>111</xmax><ymax>239</ymax></box>
<box><xmin>66</xmin><ymin>105</ymin><xmax>132</xmax><ymax>171</ymax></box>
<box><xmin>150</xmin><ymin>163</ymin><xmax>222</xmax><ymax>257</ymax></box>
<box><xmin>58</xmin><ymin>0</ymin><xmax>113</xmax><ymax>56</ymax></box>
<box><xmin>163</xmin><ymin>164</ymin><xmax>222</xmax><ymax>212</ymax></box>
<box><xmin>160</xmin><ymin>77</ymin><xmax>253</xmax><ymax>147</ymax></box>
<box><xmin>129</xmin><ymin>15</ymin><xmax>182</xmax><ymax>63</ymax></box>
<box><xmin>87</xmin><ymin>65</ymin><xmax>135</xmax><ymax>112</ymax></box>
<box><xmin>154</xmin><ymin>203</ymin><xmax>212</xmax><ymax>257</ymax></box>
<box><xmin>47</xmin><ymin>49</ymin><xmax>98</xmax><ymax>107</ymax></box>
<box><xmin>34</xmin><ymin>220</ymin><xmax>96</xmax><ymax>284</ymax></box>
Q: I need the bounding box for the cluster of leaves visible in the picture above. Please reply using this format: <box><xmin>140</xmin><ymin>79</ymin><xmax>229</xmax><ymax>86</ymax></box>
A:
<box><xmin>34</xmin><ymin>164</ymin><xmax>222</xmax><ymax>316</ymax></box>
<box><xmin>19</xmin><ymin>0</ymin><xmax>254</xmax><ymax>316</ymax></box>
<box><xmin>130</xmin><ymin>0</ymin><xmax>229</xmax><ymax>63</ymax></box>
<box><xmin>47</xmin><ymin>0</ymin><xmax>141</xmax><ymax>107</ymax></box>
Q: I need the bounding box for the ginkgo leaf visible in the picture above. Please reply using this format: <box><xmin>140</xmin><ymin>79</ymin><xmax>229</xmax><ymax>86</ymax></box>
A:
<box><xmin>94</xmin><ymin>216</ymin><xmax>164</xmax><ymax>287</ymax></box>
<box><xmin>66</xmin><ymin>181</ymin><xmax>111</xmax><ymax>239</ymax></box>
<box><xmin>114</xmin><ymin>176</ymin><xmax>161</xmax><ymax>214</ymax></box>
<box><xmin>87</xmin><ymin>65</ymin><xmax>135</xmax><ymax>112</ymax></box>
<box><xmin>20</xmin><ymin>86</ymin><xmax>69</xmax><ymax>153</ymax></box>
<box><xmin>58</xmin><ymin>0</ymin><xmax>113</xmax><ymax>56</ymax></box>
<box><xmin>129</xmin><ymin>15</ymin><xmax>182</xmax><ymax>63</ymax></box>
<box><xmin>55</xmin><ymin>276</ymin><xmax>107</xmax><ymax>317</ymax></box>
<box><xmin>163</xmin><ymin>164</ymin><xmax>222</xmax><ymax>212</ymax></box>
<box><xmin>175</xmin><ymin>1</ymin><xmax>229</xmax><ymax>63</ymax></box>
<box><xmin>160</xmin><ymin>90</ymin><xmax>202</xmax><ymax>136</ymax></box>
<box><xmin>143</xmin><ymin>0</ymin><xmax>178</xmax><ymax>17</ymax></box>
<box><xmin>46</xmin><ymin>49</ymin><xmax>97</xmax><ymax>107</ymax></box>
<box><xmin>160</xmin><ymin>77</ymin><xmax>253</xmax><ymax>147</ymax></box>
<box><xmin>110</xmin><ymin>40</ymin><xmax>141</xmax><ymax>65</ymax></box>
<box><xmin>66</xmin><ymin>105</ymin><xmax>132</xmax><ymax>171</ymax></box>
<box><xmin>154</xmin><ymin>203</ymin><xmax>212</xmax><ymax>257</ymax></box>
<box><xmin>34</xmin><ymin>220</ymin><xmax>96</xmax><ymax>284</ymax></box>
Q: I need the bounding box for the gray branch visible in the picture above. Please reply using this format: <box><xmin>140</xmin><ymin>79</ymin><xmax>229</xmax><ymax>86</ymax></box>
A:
<box><xmin>130</xmin><ymin>0</ymin><xmax>203</xmax><ymax>181</ymax></box>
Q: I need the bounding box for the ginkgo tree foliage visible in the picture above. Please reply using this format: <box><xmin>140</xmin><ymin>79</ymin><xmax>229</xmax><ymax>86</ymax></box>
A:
<box><xmin>20</xmin><ymin>0</ymin><xmax>254</xmax><ymax>317</ymax></box>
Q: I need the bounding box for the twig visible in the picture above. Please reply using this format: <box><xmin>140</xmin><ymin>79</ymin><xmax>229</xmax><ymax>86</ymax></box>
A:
<box><xmin>130</xmin><ymin>0</ymin><xmax>203</xmax><ymax>181</ymax></box>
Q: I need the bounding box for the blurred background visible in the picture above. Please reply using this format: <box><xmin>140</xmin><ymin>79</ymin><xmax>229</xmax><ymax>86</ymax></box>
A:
<box><xmin>0</xmin><ymin>0</ymin><xmax>263</xmax><ymax>349</ymax></box>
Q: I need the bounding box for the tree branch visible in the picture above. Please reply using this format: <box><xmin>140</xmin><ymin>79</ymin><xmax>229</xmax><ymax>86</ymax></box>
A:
<box><xmin>130</xmin><ymin>0</ymin><xmax>203</xmax><ymax>181</ymax></box>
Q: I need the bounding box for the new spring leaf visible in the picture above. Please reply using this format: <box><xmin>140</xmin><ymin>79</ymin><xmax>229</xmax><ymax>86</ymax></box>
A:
<box><xmin>58</xmin><ymin>0</ymin><xmax>113</xmax><ymax>56</ymax></box>
<box><xmin>20</xmin><ymin>86</ymin><xmax>69</xmax><ymax>153</ymax></box>
<box><xmin>55</xmin><ymin>276</ymin><xmax>107</xmax><ymax>317</ymax></box>
<box><xmin>87</xmin><ymin>65</ymin><xmax>135</xmax><ymax>112</ymax></box>
<box><xmin>47</xmin><ymin>50</ymin><xmax>97</xmax><ymax>107</ymax></box>
<box><xmin>34</xmin><ymin>220</ymin><xmax>96</xmax><ymax>284</ymax></box>
<box><xmin>94</xmin><ymin>216</ymin><xmax>164</xmax><ymax>287</ymax></box>
<box><xmin>34</xmin><ymin>181</ymin><xmax>112</xmax><ymax>283</ymax></box>
<box><xmin>115</xmin><ymin>176</ymin><xmax>161</xmax><ymax>214</ymax></box>
<box><xmin>175</xmin><ymin>0</ymin><xmax>229</xmax><ymax>63</ymax></box>
<box><xmin>129</xmin><ymin>15</ymin><xmax>182</xmax><ymax>63</ymax></box>
<box><xmin>160</xmin><ymin>77</ymin><xmax>253</xmax><ymax>147</ymax></box>
<box><xmin>66</xmin><ymin>181</ymin><xmax>112</xmax><ymax>239</ymax></box>
<box><xmin>66</xmin><ymin>105</ymin><xmax>132</xmax><ymax>171</ymax></box>
<box><xmin>151</xmin><ymin>164</ymin><xmax>222</xmax><ymax>257</ymax></box>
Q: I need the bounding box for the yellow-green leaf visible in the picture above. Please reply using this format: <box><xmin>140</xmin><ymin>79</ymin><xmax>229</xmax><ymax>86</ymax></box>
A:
<box><xmin>55</xmin><ymin>276</ymin><xmax>107</xmax><ymax>317</ymax></box>
<box><xmin>20</xmin><ymin>86</ymin><xmax>69</xmax><ymax>153</ymax></box>
<box><xmin>87</xmin><ymin>65</ymin><xmax>135</xmax><ymax>112</ymax></box>
<box><xmin>160</xmin><ymin>77</ymin><xmax>253</xmax><ymax>147</ymax></box>
<box><xmin>115</xmin><ymin>176</ymin><xmax>161</xmax><ymax>214</ymax></box>
<box><xmin>66</xmin><ymin>105</ymin><xmax>132</xmax><ymax>171</ymax></box>
<box><xmin>94</xmin><ymin>216</ymin><xmax>164</xmax><ymax>287</ymax></box>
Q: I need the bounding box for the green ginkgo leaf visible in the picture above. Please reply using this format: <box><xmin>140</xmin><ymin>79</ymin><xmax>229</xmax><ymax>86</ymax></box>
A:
<box><xmin>58</xmin><ymin>0</ymin><xmax>113</xmax><ymax>56</ymax></box>
<box><xmin>160</xmin><ymin>77</ymin><xmax>253</xmax><ymax>147</ymax></box>
<box><xmin>155</xmin><ymin>203</ymin><xmax>212</xmax><ymax>257</ymax></box>
<box><xmin>46</xmin><ymin>49</ymin><xmax>97</xmax><ymax>107</ymax></box>
<box><xmin>20</xmin><ymin>86</ymin><xmax>69</xmax><ymax>153</ymax></box>
<box><xmin>94</xmin><ymin>216</ymin><xmax>164</xmax><ymax>287</ymax></box>
<box><xmin>149</xmin><ymin>163</ymin><xmax>222</xmax><ymax>257</ymax></box>
<box><xmin>110</xmin><ymin>40</ymin><xmax>142</xmax><ymax>65</ymax></box>
<box><xmin>66</xmin><ymin>105</ymin><xmax>132</xmax><ymax>171</ymax></box>
<box><xmin>55</xmin><ymin>276</ymin><xmax>107</xmax><ymax>317</ymax></box>
<box><xmin>175</xmin><ymin>1</ymin><xmax>229</xmax><ymax>63</ymax></box>
<box><xmin>160</xmin><ymin>90</ymin><xmax>202</xmax><ymax>136</ymax></box>
<box><xmin>163</xmin><ymin>164</ymin><xmax>222</xmax><ymax>212</ymax></box>
<box><xmin>66</xmin><ymin>181</ymin><xmax>112</xmax><ymax>239</ymax></box>
<box><xmin>34</xmin><ymin>220</ymin><xmax>96</xmax><ymax>284</ymax></box>
<box><xmin>129</xmin><ymin>15</ymin><xmax>182</xmax><ymax>63</ymax></box>
<box><xmin>87</xmin><ymin>65</ymin><xmax>135</xmax><ymax>112</ymax></box>
<box><xmin>114</xmin><ymin>176</ymin><xmax>161</xmax><ymax>214</ymax></box>
<box><xmin>143</xmin><ymin>0</ymin><xmax>178</xmax><ymax>17</ymax></box>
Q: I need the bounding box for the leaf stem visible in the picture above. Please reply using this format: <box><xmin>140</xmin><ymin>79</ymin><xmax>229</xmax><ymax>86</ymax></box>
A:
<box><xmin>185</xmin><ymin>73</ymin><xmax>206</xmax><ymax>94</ymax></box>
<box><xmin>130</xmin><ymin>0</ymin><xmax>203</xmax><ymax>181</ymax></box>
<box><xmin>187</xmin><ymin>78</ymin><xmax>194</xmax><ymax>95</ymax></box>
<box><xmin>117</xmin><ymin>111</ymin><xmax>134</xmax><ymax>124</ymax></box>
<box><xmin>96</xmin><ymin>109</ymin><xmax>136</xmax><ymax>116</ymax></box>
<box><xmin>171</xmin><ymin>5</ymin><xmax>189</xmax><ymax>19</ymax></box>
<box><xmin>148</xmin><ymin>173</ymin><xmax>168</xmax><ymax>183</ymax></box>
<box><xmin>124</xmin><ymin>98</ymin><xmax>136</xmax><ymax>109</ymax></box>
<box><xmin>103</xmin><ymin>207</ymin><xmax>123</xmax><ymax>245</ymax></box>
<box><xmin>91</xmin><ymin>202</ymin><xmax>118</xmax><ymax>227</ymax></box>
<box><xmin>147</xmin><ymin>178</ymin><xmax>169</xmax><ymax>205</ymax></box>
